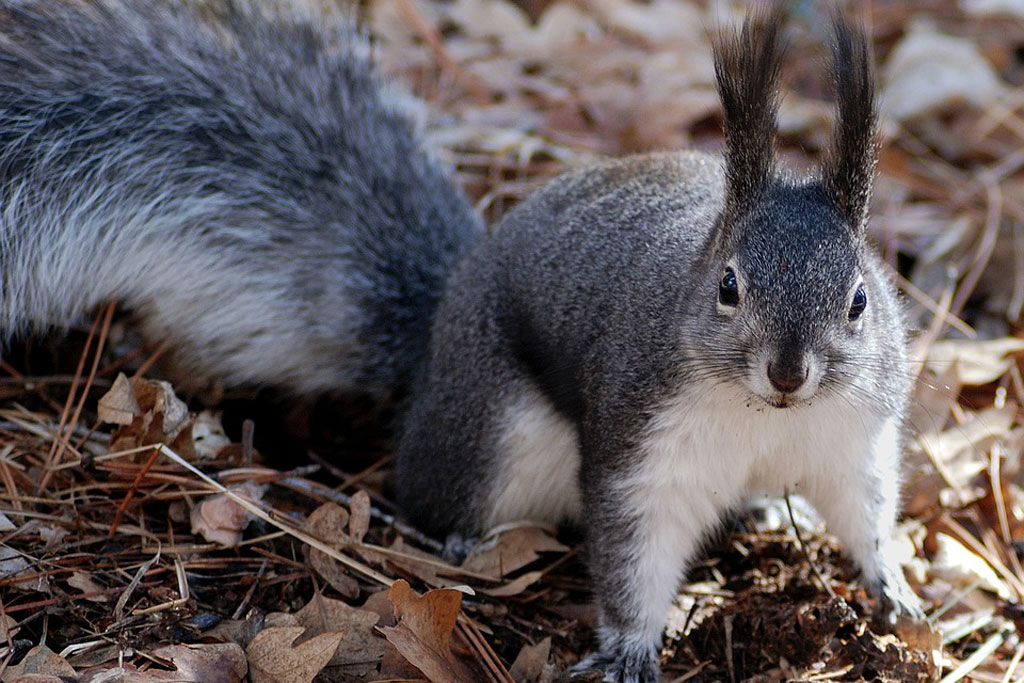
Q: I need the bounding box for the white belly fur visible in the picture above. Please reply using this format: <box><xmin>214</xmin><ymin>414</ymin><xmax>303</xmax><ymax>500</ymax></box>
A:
<box><xmin>484</xmin><ymin>378</ymin><xmax>882</xmax><ymax>547</ymax></box>
<box><xmin>614</xmin><ymin>381</ymin><xmax>884</xmax><ymax>643</ymax></box>
<box><xmin>485</xmin><ymin>382</ymin><xmax>582</xmax><ymax>528</ymax></box>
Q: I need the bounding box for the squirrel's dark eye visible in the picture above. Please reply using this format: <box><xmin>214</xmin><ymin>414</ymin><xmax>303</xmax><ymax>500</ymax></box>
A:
<box><xmin>849</xmin><ymin>284</ymin><xmax>867</xmax><ymax>321</ymax></box>
<box><xmin>719</xmin><ymin>268</ymin><xmax>739</xmax><ymax>307</ymax></box>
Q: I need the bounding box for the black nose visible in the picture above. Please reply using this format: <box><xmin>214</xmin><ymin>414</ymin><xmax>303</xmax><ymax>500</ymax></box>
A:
<box><xmin>767</xmin><ymin>362</ymin><xmax>807</xmax><ymax>394</ymax></box>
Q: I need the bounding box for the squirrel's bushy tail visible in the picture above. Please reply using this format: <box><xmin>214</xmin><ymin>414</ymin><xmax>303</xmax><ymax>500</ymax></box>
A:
<box><xmin>0</xmin><ymin>0</ymin><xmax>479</xmax><ymax>399</ymax></box>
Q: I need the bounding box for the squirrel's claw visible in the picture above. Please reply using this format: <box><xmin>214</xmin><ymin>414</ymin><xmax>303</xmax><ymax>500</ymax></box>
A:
<box><xmin>569</xmin><ymin>643</ymin><xmax>659</xmax><ymax>683</ymax></box>
<box><xmin>869</xmin><ymin>564</ymin><xmax>925</xmax><ymax>625</ymax></box>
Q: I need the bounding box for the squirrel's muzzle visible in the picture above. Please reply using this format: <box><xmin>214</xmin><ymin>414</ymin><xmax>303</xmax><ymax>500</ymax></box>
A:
<box><xmin>766</xmin><ymin>356</ymin><xmax>809</xmax><ymax>394</ymax></box>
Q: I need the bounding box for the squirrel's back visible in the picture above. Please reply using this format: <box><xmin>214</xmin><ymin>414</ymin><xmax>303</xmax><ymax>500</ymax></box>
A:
<box><xmin>0</xmin><ymin>0</ymin><xmax>479</xmax><ymax>399</ymax></box>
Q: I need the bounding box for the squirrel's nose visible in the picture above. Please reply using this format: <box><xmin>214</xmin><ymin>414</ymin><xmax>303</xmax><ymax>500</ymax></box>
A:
<box><xmin>767</xmin><ymin>361</ymin><xmax>807</xmax><ymax>394</ymax></box>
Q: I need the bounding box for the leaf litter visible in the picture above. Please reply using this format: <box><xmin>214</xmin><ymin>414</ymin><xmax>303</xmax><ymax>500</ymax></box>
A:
<box><xmin>1</xmin><ymin>0</ymin><xmax>1024</xmax><ymax>681</ymax></box>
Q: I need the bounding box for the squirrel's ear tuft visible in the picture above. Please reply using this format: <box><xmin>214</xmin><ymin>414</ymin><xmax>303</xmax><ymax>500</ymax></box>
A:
<box><xmin>713</xmin><ymin>4</ymin><xmax>786</xmax><ymax>223</ymax></box>
<box><xmin>822</xmin><ymin>16</ymin><xmax>877</xmax><ymax>235</ymax></box>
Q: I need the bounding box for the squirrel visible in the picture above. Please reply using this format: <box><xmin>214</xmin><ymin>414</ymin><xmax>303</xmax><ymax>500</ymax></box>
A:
<box><xmin>397</xmin><ymin>5</ymin><xmax>924</xmax><ymax>682</ymax></box>
<box><xmin>0</xmin><ymin>1</ymin><xmax>923</xmax><ymax>681</ymax></box>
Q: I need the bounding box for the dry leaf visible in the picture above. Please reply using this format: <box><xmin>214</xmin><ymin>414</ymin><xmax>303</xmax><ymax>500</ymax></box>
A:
<box><xmin>190</xmin><ymin>482</ymin><xmax>266</xmax><ymax>547</ymax></box>
<box><xmin>105</xmin><ymin>376</ymin><xmax>196</xmax><ymax>458</ymax></box>
<box><xmin>204</xmin><ymin>617</ymin><xmax>263</xmax><ymax>650</ymax></box>
<box><xmin>509</xmin><ymin>636</ymin><xmax>551</xmax><ymax>683</ymax></box>
<box><xmin>961</xmin><ymin>0</ymin><xmax>1024</xmax><ymax>18</ymax></box>
<box><xmin>930</xmin><ymin>532</ymin><xmax>1010</xmax><ymax>599</ymax></box>
<box><xmin>358</xmin><ymin>536</ymin><xmax>460</xmax><ymax>587</ymax></box>
<box><xmin>67</xmin><ymin>571</ymin><xmax>109</xmax><ymax>603</ymax></box>
<box><xmin>361</xmin><ymin>588</ymin><xmax>398</xmax><ymax>628</ymax></box>
<box><xmin>461</xmin><ymin>525</ymin><xmax>567</xmax><ymax>579</ymax></box>
<box><xmin>448</xmin><ymin>0</ymin><xmax>530</xmax><ymax>41</ymax></box>
<box><xmin>192</xmin><ymin>410</ymin><xmax>231</xmax><ymax>459</ymax></box>
<box><xmin>379</xmin><ymin>640</ymin><xmax>431</xmax><ymax>680</ymax></box>
<box><xmin>97</xmin><ymin>372</ymin><xmax>141</xmax><ymax>425</ymax></box>
<box><xmin>246</xmin><ymin>626</ymin><xmax>343</xmax><ymax>683</ymax></box>
<box><xmin>294</xmin><ymin>592</ymin><xmax>387</xmax><ymax>674</ymax></box>
<box><xmin>305</xmin><ymin>503</ymin><xmax>359</xmax><ymax>598</ymax></box>
<box><xmin>348</xmin><ymin>490</ymin><xmax>371</xmax><ymax>542</ymax></box>
<box><xmin>0</xmin><ymin>614</ymin><xmax>20</xmax><ymax>659</ymax></box>
<box><xmin>150</xmin><ymin>378</ymin><xmax>190</xmax><ymax>437</ymax></box>
<box><xmin>925</xmin><ymin>337</ymin><xmax>1024</xmax><ymax>386</ymax></box>
<box><xmin>74</xmin><ymin>643</ymin><xmax>247</xmax><ymax>682</ymax></box>
<box><xmin>3</xmin><ymin>645</ymin><xmax>76</xmax><ymax>679</ymax></box>
<box><xmin>307</xmin><ymin>501</ymin><xmax>349</xmax><ymax>538</ymax></box>
<box><xmin>0</xmin><ymin>546</ymin><xmax>47</xmax><ymax>592</ymax></box>
<box><xmin>909</xmin><ymin>359</ymin><xmax>962</xmax><ymax>437</ymax></box>
<box><xmin>478</xmin><ymin>569</ymin><xmax>545</xmax><ymax>597</ymax></box>
<box><xmin>881</xmin><ymin>20</ymin><xmax>1006</xmax><ymax>120</ymax></box>
<box><xmin>914</xmin><ymin>404</ymin><xmax>1016</xmax><ymax>485</ymax></box>
<box><xmin>151</xmin><ymin>644</ymin><xmax>247</xmax><ymax>682</ymax></box>
<box><xmin>382</xmin><ymin>579</ymin><xmax>477</xmax><ymax>682</ymax></box>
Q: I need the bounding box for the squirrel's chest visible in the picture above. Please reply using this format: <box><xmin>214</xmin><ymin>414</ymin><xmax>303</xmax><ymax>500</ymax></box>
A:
<box><xmin>635</xmin><ymin>386</ymin><xmax>876</xmax><ymax>500</ymax></box>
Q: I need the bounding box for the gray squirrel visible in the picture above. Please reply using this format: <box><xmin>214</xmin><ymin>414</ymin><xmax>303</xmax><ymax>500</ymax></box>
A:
<box><xmin>397</xmin><ymin>6</ymin><xmax>924</xmax><ymax>683</ymax></box>
<box><xmin>0</xmin><ymin>1</ymin><xmax>922</xmax><ymax>681</ymax></box>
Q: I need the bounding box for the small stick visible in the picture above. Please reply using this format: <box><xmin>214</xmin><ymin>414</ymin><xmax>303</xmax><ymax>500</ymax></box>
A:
<box><xmin>784</xmin><ymin>489</ymin><xmax>836</xmax><ymax>599</ymax></box>
<box><xmin>108</xmin><ymin>447</ymin><xmax>162</xmax><ymax>537</ymax></box>
<box><xmin>231</xmin><ymin>558</ymin><xmax>269</xmax><ymax>620</ymax></box>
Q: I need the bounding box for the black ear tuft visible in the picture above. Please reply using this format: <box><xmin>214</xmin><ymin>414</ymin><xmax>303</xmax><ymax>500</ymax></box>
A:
<box><xmin>822</xmin><ymin>16</ymin><xmax>877</xmax><ymax>234</ymax></box>
<box><xmin>713</xmin><ymin>4</ymin><xmax>787</xmax><ymax>224</ymax></box>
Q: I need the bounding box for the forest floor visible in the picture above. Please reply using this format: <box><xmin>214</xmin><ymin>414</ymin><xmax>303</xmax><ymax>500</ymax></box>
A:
<box><xmin>3</xmin><ymin>0</ymin><xmax>1024</xmax><ymax>681</ymax></box>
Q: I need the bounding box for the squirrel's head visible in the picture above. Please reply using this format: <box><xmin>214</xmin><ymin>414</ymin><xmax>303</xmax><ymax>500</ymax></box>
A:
<box><xmin>702</xmin><ymin>6</ymin><xmax>890</xmax><ymax>409</ymax></box>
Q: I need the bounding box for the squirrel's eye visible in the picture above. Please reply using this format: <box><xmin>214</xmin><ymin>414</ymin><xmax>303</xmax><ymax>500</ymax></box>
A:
<box><xmin>719</xmin><ymin>268</ymin><xmax>739</xmax><ymax>307</ymax></box>
<box><xmin>848</xmin><ymin>284</ymin><xmax>867</xmax><ymax>321</ymax></box>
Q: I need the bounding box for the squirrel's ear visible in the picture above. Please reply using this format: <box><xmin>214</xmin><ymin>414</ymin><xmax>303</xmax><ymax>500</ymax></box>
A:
<box><xmin>713</xmin><ymin>4</ymin><xmax>786</xmax><ymax>224</ymax></box>
<box><xmin>822</xmin><ymin>17</ymin><xmax>877</xmax><ymax>235</ymax></box>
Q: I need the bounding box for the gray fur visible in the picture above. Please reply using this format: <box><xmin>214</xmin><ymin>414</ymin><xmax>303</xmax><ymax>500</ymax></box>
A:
<box><xmin>398</xmin><ymin>6</ymin><xmax>920</xmax><ymax>681</ymax></box>
<box><xmin>0</xmin><ymin>0</ymin><xmax>479</xmax><ymax>399</ymax></box>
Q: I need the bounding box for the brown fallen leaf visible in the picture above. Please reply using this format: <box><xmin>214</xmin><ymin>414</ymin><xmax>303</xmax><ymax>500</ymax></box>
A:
<box><xmin>348</xmin><ymin>490</ymin><xmax>371</xmax><ymax>542</ymax></box>
<box><xmin>96</xmin><ymin>372</ymin><xmax>140</xmax><ymax>426</ymax></box>
<box><xmin>101</xmin><ymin>374</ymin><xmax>195</xmax><ymax>459</ymax></box>
<box><xmin>361</xmin><ymin>588</ymin><xmax>397</xmax><ymax>628</ymax></box>
<box><xmin>3</xmin><ymin>644</ymin><xmax>76</xmax><ymax>679</ymax></box>
<box><xmin>67</xmin><ymin>570</ymin><xmax>109</xmax><ymax>603</ymax></box>
<box><xmin>294</xmin><ymin>592</ymin><xmax>387</xmax><ymax>674</ymax></box>
<box><xmin>150</xmin><ymin>643</ymin><xmax>247</xmax><ymax>682</ymax></box>
<box><xmin>379</xmin><ymin>640</ymin><xmax>430</xmax><ymax>681</ymax></box>
<box><xmin>72</xmin><ymin>643</ymin><xmax>246</xmax><ymax>682</ymax></box>
<box><xmin>192</xmin><ymin>409</ymin><xmax>231</xmax><ymax>459</ymax></box>
<box><xmin>382</xmin><ymin>579</ymin><xmax>478</xmax><ymax>683</ymax></box>
<box><xmin>190</xmin><ymin>481</ymin><xmax>266</xmax><ymax>547</ymax></box>
<box><xmin>357</xmin><ymin>536</ymin><xmax>464</xmax><ymax>588</ymax></box>
<box><xmin>477</xmin><ymin>569</ymin><xmax>545</xmax><ymax>597</ymax></box>
<box><xmin>305</xmin><ymin>502</ymin><xmax>359</xmax><ymax>598</ymax></box>
<box><xmin>509</xmin><ymin>636</ymin><xmax>552</xmax><ymax>683</ymax></box>
<box><xmin>246</xmin><ymin>626</ymin><xmax>343</xmax><ymax>683</ymax></box>
<box><xmin>460</xmin><ymin>525</ymin><xmax>568</xmax><ymax>579</ymax></box>
<box><xmin>204</xmin><ymin>617</ymin><xmax>264</xmax><ymax>650</ymax></box>
<box><xmin>306</xmin><ymin>501</ymin><xmax>349</xmax><ymax>538</ymax></box>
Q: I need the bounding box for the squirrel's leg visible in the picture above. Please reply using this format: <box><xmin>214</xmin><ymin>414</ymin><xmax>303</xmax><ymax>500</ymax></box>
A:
<box><xmin>803</xmin><ymin>416</ymin><xmax>923</xmax><ymax>621</ymax></box>
<box><xmin>399</xmin><ymin>332</ymin><xmax>582</xmax><ymax>549</ymax></box>
<box><xmin>571</xmin><ymin>453</ymin><xmax>726</xmax><ymax>682</ymax></box>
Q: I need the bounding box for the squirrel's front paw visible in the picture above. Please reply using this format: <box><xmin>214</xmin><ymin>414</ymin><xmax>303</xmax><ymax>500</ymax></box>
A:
<box><xmin>569</xmin><ymin>642</ymin><xmax>659</xmax><ymax>683</ymax></box>
<box><xmin>441</xmin><ymin>532</ymin><xmax>478</xmax><ymax>563</ymax></box>
<box><xmin>868</xmin><ymin>564</ymin><xmax>925</xmax><ymax>624</ymax></box>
